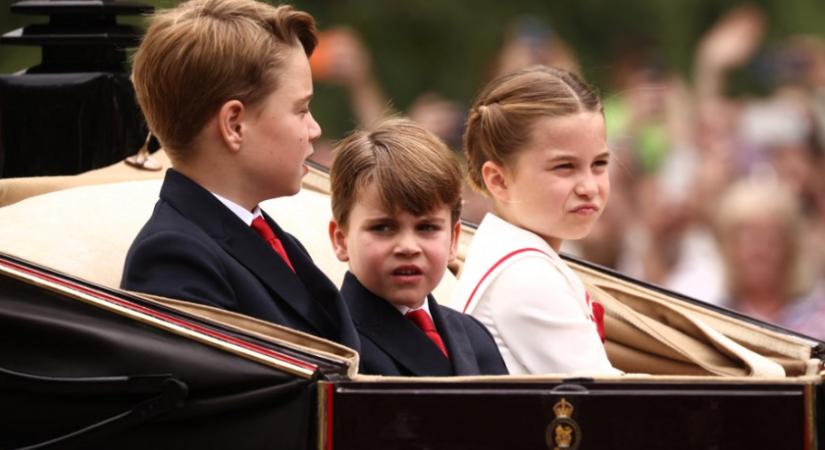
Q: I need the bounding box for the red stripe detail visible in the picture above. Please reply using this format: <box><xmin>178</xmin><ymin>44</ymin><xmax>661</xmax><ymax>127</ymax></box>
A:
<box><xmin>462</xmin><ymin>247</ymin><xmax>548</xmax><ymax>313</ymax></box>
<box><xmin>591</xmin><ymin>298</ymin><xmax>605</xmax><ymax>343</ymax></box>
<box><xmin>326</xmin><ymin>383</ymin><xmax>334</xmax><ymax>450</ymax></box>
<box><xmin>0</xmin><ymin>259</ymin><xmax>317</xmax><ymax>372</ymax></box>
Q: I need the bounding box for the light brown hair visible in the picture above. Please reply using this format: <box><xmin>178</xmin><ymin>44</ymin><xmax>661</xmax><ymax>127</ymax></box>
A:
<box><xmin>463</xmin><ymin>65</ymin><xmax>602</xmax><ymax>193</ymax></box>
<box><xmin>131</xmin><ymin>0</ymin><xmax>317</xmax><ymax>161</ymax></box>
<box><xmin>330</xmin><ymin>118</ymin><xmax>463</xmax><ymax>227</ymax></box>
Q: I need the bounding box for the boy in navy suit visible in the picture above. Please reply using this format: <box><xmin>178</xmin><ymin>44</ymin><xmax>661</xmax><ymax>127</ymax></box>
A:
<box><xmin>120</xmin><ymin>0</ymin><xmax>358</xmax><ymax>350</ymax></box>
<box><xmin>328</xmin><ymin>118</ymin><xmax>507</xmax><ymax>376</ymax></box>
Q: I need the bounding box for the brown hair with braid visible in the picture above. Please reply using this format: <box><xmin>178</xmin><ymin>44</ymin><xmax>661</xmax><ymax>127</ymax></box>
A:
<box><xmin>463</xmin><ymin>65</ymin><xmax>602</xmax><ymax>194</ymax></box>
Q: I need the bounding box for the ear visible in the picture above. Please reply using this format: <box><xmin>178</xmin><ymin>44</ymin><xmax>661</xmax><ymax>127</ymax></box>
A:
<box><xmin>217</xmin><ymin>100</ymin><xmax>245</xmax><ymax>153</ymax></box>
<box><xmin>481</xmin><ymin>160</ymin><xmax>510</xmax><ymax>203</ymax></box>
<box><xmin>328</xmin><ymin>219</ymin><xmax>350</xmax><ymax>262</ymax></box>
<box><xmin>447</xmin><ymin>220</ymin><xmax>461</xmax><ymax>262</ymax></box>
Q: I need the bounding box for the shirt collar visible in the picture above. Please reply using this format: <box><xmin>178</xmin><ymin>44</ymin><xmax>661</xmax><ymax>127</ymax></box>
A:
<box><xmin>481</xmin><ymin>212</ymin><xmax>559</xmax><ymax>259</ymax></box>
<box><xmin>394</xmin><ymin>298</ymin><xmax>433</xmax><ymax>317</ymax></box>
<box><xmin>211</xmin><ymin>192</ymin><xmax>262</xmax><ymax>226</ymax></box>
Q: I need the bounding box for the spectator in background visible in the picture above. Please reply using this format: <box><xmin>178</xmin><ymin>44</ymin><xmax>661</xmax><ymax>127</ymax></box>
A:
<box><xmin>714</xmin><ymin>178</ymin><xmax>825</xmax><ymax>340</ymax></box>
<box><xmin>308</xmin><ymin>26</ymin><xmax>389</xmax><ymax>167</ymax></box>
<box><xmin>583</xmin><ymin>5</ymin><xmax>768</xmax><ymax>304</ymax></box>
<box><xmin>492</xmin><ymin>16</ymin><xmax>580</xmax><ymax>79</ymax></box>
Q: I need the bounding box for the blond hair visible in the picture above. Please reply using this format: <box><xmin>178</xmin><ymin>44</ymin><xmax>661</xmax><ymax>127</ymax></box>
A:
<box><xmin>131</xmin><ymin>0</ymin><xmax>317</xmax><ymax>161</ymax></box>
<box><xmin>330</xmin><ymin>118</ymin><xmax>463</xmax><ymax>227</ymax></box>
<box><xmin>463</xmin><ymin>65</ymin><xmax>602</xmax><ymax>193</ymax></box>
<box><xmin>715</xmin><ymin>178</ymin><xmax>813</xmax><ymax>299</ymax></box>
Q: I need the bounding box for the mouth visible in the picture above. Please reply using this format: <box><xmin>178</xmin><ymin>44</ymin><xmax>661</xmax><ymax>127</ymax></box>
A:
<box><xmin>302</xmin><ymin>154</ymin><xmax>313</xmax><ymax>174</ymax></box>
<box><xmin>570</xmin><ymin>204</ymin><xmax>599</xmax><ymax>215</ymax></box>
<box><xmin>391</xmin><ymin>265</ymin><xmax>424</xmax><ymax>283</ymax></box>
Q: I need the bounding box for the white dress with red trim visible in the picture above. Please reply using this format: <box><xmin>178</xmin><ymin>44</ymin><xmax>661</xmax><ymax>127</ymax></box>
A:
<box><xmin>451</xmin><ymin>213</ymin><xmax>616</xmax><ymax>375</ymax></box>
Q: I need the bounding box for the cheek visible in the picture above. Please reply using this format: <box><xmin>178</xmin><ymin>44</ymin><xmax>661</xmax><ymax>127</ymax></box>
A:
<box><xmin>600</xmin><ymin>174</ymin><xmax>611</xmax><ymax>198</ymax></box>
<box><xmin>355</xmin><ymin>237</ymin><xmax>390</xmax><ymax>263</ymax></box>
<box><xmin>428</xmin><ymin>235</ymin><xmax>455</xmax><ymax>264</ymax></box>
<box><xmin>542</xmin><ymin>181</ymin><xmax>572</xmax><ymax>205</ymax></box>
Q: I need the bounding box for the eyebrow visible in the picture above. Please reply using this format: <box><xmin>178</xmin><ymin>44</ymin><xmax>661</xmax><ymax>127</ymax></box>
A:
<box><xmin>544</xmin><ymin>149</ymin><xmax>610</xmax><ymax>161</ymax></box>
<box><xmin>418</xmin><ymin>215</ymin><xmax>448</xmax><ymax>224</ymax></box>
<box><xmin>294</xmin><ymin>93</ymin><xmax>313</xmax><ymax>106</ymax></box>
<box><xmin>362</xmin><ymin>215</ymin><xmax>395</xmax><ymax>224</ymax></box>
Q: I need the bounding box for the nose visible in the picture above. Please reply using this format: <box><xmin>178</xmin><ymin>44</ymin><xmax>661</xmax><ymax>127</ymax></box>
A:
<box><xmin>574</xmin><ymin>171</ymin><xmax>598</xmax><ymax>198</ymax></box>
<box><xmin>393</xmin><ymin>230</ymin><xmax>421</xmax><ymax>257</ymax></box>
<box><xmin>308</xmin><ymin>112</ymin><xmax>322</xmax><ymax>142</ymax></box>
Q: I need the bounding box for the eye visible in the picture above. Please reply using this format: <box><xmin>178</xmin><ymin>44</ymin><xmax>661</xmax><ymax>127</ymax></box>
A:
<box><xmin>417</xmin><ymin>223</ymin><xmax>442</xmax><ymax>232</ymax></box>
<box><xmin>368</xmin><ymin>222</ymin><xmax>395</xmax><ymax>233</ymax></box>
<box><xmin>551</xmin><ymin>163</ymin><xmax>575</xmax><ymax>172</ymax></box>
<box><xmin>592</xmin><ymin>158</ymin><xmax>609</xmax><ymax>171</ymax></box>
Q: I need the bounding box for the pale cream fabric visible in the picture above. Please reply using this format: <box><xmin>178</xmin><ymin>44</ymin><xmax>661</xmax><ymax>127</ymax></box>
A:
<box><xmin>0</xmin><ymin>163</ymin><xmax>457</xmax><ymax>299</ymax></box>
<box><xmin>0</xmin><ymin>156</ymin><xmax>816</xmax><ymax>379</ymax></box>
<box><xmin>0</xmin><ymin>151</ymin><xmax>170</xmax><ymax>207</ymax></box>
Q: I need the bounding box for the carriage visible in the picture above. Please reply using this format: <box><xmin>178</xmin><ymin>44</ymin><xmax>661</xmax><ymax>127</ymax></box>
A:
<box><xmin>1</xmin><ymin>154</ymin><xmax>822</xmax><ymax>449</ymax></box>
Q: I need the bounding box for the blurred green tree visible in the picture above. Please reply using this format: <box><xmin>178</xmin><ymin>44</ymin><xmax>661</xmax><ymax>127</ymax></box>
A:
<box><xmin>1</xmin><ymin>0</ymin><xmax>822</xmax><ymax>139</ymax></box>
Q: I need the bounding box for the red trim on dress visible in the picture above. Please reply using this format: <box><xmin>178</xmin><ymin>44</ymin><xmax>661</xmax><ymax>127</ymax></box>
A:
<box><xmin>461</xmin><ymin>248</ymin><xmax>605</xmax><ymax>342</ymax></box>
<box><xmin>462</xmin><ymin>247</ymin><xmax>547</xmax><ymax>313</ymax></box>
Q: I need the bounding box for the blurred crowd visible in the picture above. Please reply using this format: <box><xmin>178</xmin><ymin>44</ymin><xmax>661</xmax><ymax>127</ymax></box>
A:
<box><xmin>307</xmin><ymin>4</ymin><xmax>825</xmax><ymax>340</ymax></box>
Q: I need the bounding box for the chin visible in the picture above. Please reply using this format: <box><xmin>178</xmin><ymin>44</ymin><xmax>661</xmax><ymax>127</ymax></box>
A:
<box><xmin>566</xmin><ymin>228</ymin><xmax>594</xmax><ymax>241</ymax></box>
<box><xmin>279</xmin><ymin>181</ymin><xmax>302</xmax><ymax>197</ymax></box>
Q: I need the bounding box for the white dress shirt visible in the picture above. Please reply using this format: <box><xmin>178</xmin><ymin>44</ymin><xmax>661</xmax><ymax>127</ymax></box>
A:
<box><xmin>212</xmin><ymin>192</ymin><xmax>262</xmax><ymax>226</ymax></box>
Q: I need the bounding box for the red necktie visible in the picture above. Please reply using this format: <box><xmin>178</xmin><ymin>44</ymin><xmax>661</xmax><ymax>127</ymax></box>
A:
<box><xmin>406</xmin><ymin>309</ymin><xmax>449</xmax><ymax>359</ymax></box>
<box><xmin>250</xmin><ymin>216</ymin><xmax>295</xmax><ymax>272</ymax></box>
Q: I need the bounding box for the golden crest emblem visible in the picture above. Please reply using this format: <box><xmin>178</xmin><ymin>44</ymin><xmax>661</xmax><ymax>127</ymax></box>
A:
<box><xmin>545</xmin><ymin>398</ymin><xmax>581</xmax><ymax>450</ymax></box>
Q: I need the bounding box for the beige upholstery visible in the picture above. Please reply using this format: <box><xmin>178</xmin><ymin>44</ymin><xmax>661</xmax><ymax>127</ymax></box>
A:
<box><xmin>0</xmin><ymin>160</ymin><xmax>456</xmax><ymax>299</ymax></box>
<box><xmin>0</xmin><ymin>155</ymin><xmax>819</xmax><ymax>379</ymax></box>
<box><xmin>0</xmin><ymin>151</ymin><xmax>171</xmax><ymax>208</ymax></box>
<box><xmin>0</xmin><ymin>179</ymin><xmax>162</xmax><ymax>286</ymax></box>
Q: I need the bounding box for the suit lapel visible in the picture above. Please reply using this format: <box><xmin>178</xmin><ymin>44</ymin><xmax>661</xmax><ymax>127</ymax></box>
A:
<box><xmin>429</xmin><ymin>296</ymin><xmax>480</xmax><ymax>375</ymax></box>
<box><xmin>160</xmin><ymin>170</ymin><xmax>337</xmax><ymax>338</ymax></box>
<box><xmin>220</xmin><ymin>218</ymin><xmax>339</xmax><ymax>338</ymax></box>
<box><xmin>342</xmin><ymin>273</ymin><xmax>452</xmax><ymax>376</ymax></box>
<box><xmin>261</xmin><ymin>212</ymin><xmax>358</xmax><ymax>348</ymax></box>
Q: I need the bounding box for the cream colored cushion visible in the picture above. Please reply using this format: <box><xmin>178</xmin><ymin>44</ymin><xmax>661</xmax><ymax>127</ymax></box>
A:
<box><xmin>0</xmin><ymin>179</ymin><xmax>162</xmax><ymax>286</ymax></box>
<box><xmin>0</xmin><ymin>152</ymin><xmax>170</xmax><ymax>208</ymax></box>
<box><xmin>0</xmin><ymin>177</ymin><xmax>456</xmax><ymax>299</ymax></box>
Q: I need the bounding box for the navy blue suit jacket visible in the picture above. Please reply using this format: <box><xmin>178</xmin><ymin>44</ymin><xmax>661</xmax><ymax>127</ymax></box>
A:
<box><xmin>340</xmin><ymin>272</ymin><xmax>507</xmax><ymax>376</ymax></box>
<box><xmin>121</xmin><ymin>169</ymin><xmax>360</xmax><ymax>350</ymax></box>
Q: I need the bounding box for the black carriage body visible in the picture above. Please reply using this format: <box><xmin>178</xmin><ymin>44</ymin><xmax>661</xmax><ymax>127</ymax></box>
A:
<box><xmin>0</xmin><ymin>255</ymin><xmax>340</xmax><ymax>449</ymax></box>
<box><xmin>322</xmin><ymin>379</ymin><xmax>820</xmax><ymax>450</ymax></box>
<box><xmin>1</xmin><ymin>253</ymin><xmax>822</xmax><ymax>450</ymax></box>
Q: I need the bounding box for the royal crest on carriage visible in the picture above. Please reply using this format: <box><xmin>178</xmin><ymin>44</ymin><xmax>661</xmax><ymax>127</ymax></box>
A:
<box><xmin>546</xmin><ymin>398</ymin><xmax>581</xmax><ymax>450</ymax></box>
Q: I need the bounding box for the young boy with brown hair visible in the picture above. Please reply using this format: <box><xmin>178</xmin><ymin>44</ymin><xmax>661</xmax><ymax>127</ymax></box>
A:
<box><xmin>328</xmin><ymin>118</ymin><xmax>507</xmax><ymax>376</ymax></box>
<box><xmin>121</xmin><ymin>0</ymin><xmax>359</xmax><ymax>349</ymax></box>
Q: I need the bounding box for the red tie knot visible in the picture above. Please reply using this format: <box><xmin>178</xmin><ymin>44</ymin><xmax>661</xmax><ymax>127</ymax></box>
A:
<box><xmin>406</xmin><ymin>308</ymin><xmax>449</xmax><ymax>359</ymax></box>
<box><xmin>406</xmin><ymin>309</ymin><xmax>436</xmax><ymax>332</ymax></box>
<box><xmin>251</xmin><ymin>216</ymin><xmax>276</xmax><ymax>241</ymax></box>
